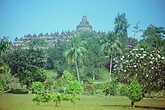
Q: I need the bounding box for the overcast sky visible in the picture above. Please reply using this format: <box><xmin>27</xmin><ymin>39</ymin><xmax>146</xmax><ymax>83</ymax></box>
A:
<box><xmin>0</xmin><ymin>0</ymin><xmax>165</xmax><ymax>42</ymax></box>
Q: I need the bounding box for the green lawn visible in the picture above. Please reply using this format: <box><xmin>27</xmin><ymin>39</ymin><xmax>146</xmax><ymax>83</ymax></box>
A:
<box><xmin>0</xmin><ymin>94</ymin><xmax>165</xmax><ymax>110</ymax></box>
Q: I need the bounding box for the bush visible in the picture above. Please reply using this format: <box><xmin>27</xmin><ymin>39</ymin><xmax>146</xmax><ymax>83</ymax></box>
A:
<box><xmin>119</xmin><ymin>85</ymin><xmax>126</xmax><ymax>96</ymax></box>
<box><xmin>44</xmin><ymin>78</ymin><xmax>54</xmax><ymax>93</ymax></box>
<box><xmin>67</xmin><ymin>80</ymin><xmax>83</xmax><ymax>94</ymax></box>
<box><xmin>31</xmin><ymin>82</ymin><xmax>43</xmax><ymax>93</ymax></box>
<box><xmin>83</xmin><ymin>84</ymin><xmax>96</xmax><ymax>95</ymax></box>
<box><xmin>32</xmin><ymin>91</ymin><xmax>51</xmax><ymax>105</ymax></box>
<box><xmin>32</xmin><ymin>91</ymin><xmax>80</xmax><ymax>106</ymax></box>
<box><xmin>54</xmin><ymin>79</ymin><xmax>64</xmax><ymax>92</ymax></box>
<box><xmin>101</xmin><ymin>79</ymin><xmax>119</xmax><ymax>96</ymax></box>
<box><xmin>0</xmin><ymin>79</ymin><xmax>7</xmax><ymax>89</ymax></box>
<box><xmin>52</xmin><ymin>93</ymin><xmax>79</xmax><ymax>106</ymax></box>
<box><xmin>0</xmin><ymin>79</ymin><xmax>7</xmax><ymax>94</ymax></box>
<box><xmin>124</xmin><ymin>76</ymin><xmax>143</xmax><ymax>108</ymax></box>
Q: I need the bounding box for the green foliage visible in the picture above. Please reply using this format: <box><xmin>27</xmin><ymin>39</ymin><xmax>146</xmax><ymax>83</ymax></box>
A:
<box><xmin>44</xmin><ymin>78</ymin><xmax>54</xmax><ymax>92</ymax></box>
<box><xmin>0</xmin><ymin>79</ymin><xmax>7</xmax><ymax>94</ymax></box>
<box><xmin>61</xmin><ymin>71</ymin><xmax>73</xmax><ymax>85</ymax></box>
<box><xmin>101</xmin><ymin>79</ymin><xmax>119</xmax><ymax>96</ymax></box>
<box><xmin>31</xmin><ymin>82</ymin><xmax>43</xmax><ymax>93</ymax></box>
<box><xmin>32</xmin><ymin>91</ymin><xmax>80</xmax><ymax>106</ymax></box>
<box><xmin>139</xmin><ymin>24</ymin><xmax>165</xmax><ymax>52</ymax></box>
<box><xmin>0</xmin><ymin>83</ymin><xmax>3</xmax><ymax>94</ymax></box>
<box><xmin>1</xmin><ymin>72</ymin><xmax>20</xmax><ymax>92</ymax></box>
<box><xmin>65</xmin><ymin>34</ymin><xmax>86</xmax><ymax>82</ymax></box>
<box><xmin>124</xmin><ymin>76</ymin><xmax>143</xmax><ymax>107</ymax></box>
<box><xmin>79</xmin><ymin>31</ymin><xmax>107</xmax><ymax>80</ymax></box>
<box><xmin>46</xmin><ymin>40</ymin><xmax>67</xmax><ymax>71</ymax></box>
<box><xmin>101</xmin><ymin>32</ymin><xmax>122</xmax><ymax>80</ymax></box>
<box><xmin>5</xmin><ymin>49</ymin><xmax>46</xmax><ymax>93</ymax></box>
<box><xmin>6</xmin><ymin>49</ymin><xmax>45</xmax><ymax>75</ymax></box>
<box><xmin>0</xmin><ymin>37</ymin><xmax>9</xmax><ymax>55</ymax></box>
<box><xmin>0</xmin><ymin>37</ymin><xmax>9</xmax><ymax>76</ymax></box>
<box><xmin>67</xmin><ymin>80</ymin><xmax>83</xmax><ymax>94</ymax></box>
<box><xmin>51</xmin><ymin>93</ymin><xmax>62</xmax><ymax>106</ymax></box>
<box><xmin>114</xmin><ymin>13</ymin><xmax>129</xmax><ymax>53</ymax></box>
<box><xmin>114</xmin><ymin>13</ymin><xmax>129</xmax><ymax>37</ymax></box>
<box><xmin>0</xmin><ymin>79</ymin><xmax>7</xmax><ymax>89</ymax></box>
<box><xmin>61</xmin><ymin>71</ymin><xmax>74</xmax><ymax>93</ymax></box>
<box><xmin>83</xmin><ymin>84</ymin><xmax>97</xmax><ymax>95</ymax></box>
<box><xmin>32</xmin><ymin>91</ymin><xmax>51</xmax><ymax>105</ymax></box>
<box><xmin>52</xmin><ymin>93</ymin><xmax>79</xmax><ymax>106</ymax></box>
<box><xmin>21</xmin><ymin>67</ymin><xmax>46</xmax><ymax>85</ymax></box>
<box><xmin>54</xmin><ymin>79</ymin><xmax>63</xmax><ymax>92</ymax></box>
<box><xmin>29</xmin><ymin>38</ymin><xmax>48</xmax><ymax>49</ymax></box>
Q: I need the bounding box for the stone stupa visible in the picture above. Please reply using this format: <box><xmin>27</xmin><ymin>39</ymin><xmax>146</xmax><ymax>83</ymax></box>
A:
<box><xmin>76</xmin><ymin>16</ymin><xmax>92</xmax><ymax>32</ymax></box>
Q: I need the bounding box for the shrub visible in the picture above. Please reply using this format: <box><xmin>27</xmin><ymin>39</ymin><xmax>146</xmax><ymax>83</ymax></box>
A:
<box><xmin>83</xmin><ymin>84</ymin><xmax>95</xmax><ymax>95</ymax></box>
<box><xmin>31</xmin><ymin>82</ymin><xmax>43</xmax><ymax>93</ymax></box>
<box><xmin>52</xmin><ymin>93</ymin><xmax>79</xmax><ymax>106</ymax></box>
<box><xmin>124</xmin><ymin>76</ymin><xmax>143</xmax><ymax>108</ymax></box>
<box><xmin>54</xmin><ymin>79</ymin><xmax>64</xmax><ymax>92</ymax></box>
<box><xmin>101</xmin><ymin>79</ymin><xmax>119</xmax><ymax>96</ymax></box>
<box><xmin>0</xmin><ymin>79</ymin><xmax>7</xmax><ymax>94</ymax></box>
<box><xmin>44</xmin><ymin>78</ymin><xmax>54</xmax><ymax>93</ymax></box>
<box><xmin>32</xmin><ymin>91</ymin><xmax>51</xmax><ymax>105</ymax></box>
<box><xmin>32</xmin><ymin>91</ymin><xmax>80</xmax><ymax>106</ymax></box>
<box><xmin>67</xmin><ymin>80</ymin><xmax>83</xmax><ymax>94</ymax></box>
<box><xmin>0</xmin><ymin>79</ymin><xmax>7</xmax><ymax>89</ymax></box>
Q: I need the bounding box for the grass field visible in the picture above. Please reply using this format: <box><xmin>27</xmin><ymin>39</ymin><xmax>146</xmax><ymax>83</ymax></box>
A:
<box><xmin>0</xmin><ymin>93</ymin><xmax>165</xmax><ymax>110</ymax></box>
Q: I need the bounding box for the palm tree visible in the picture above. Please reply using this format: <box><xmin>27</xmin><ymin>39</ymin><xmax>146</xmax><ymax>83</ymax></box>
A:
<box><xmin>102</xmin><ymin>32</ymin><xmax>122</xmax><ymax>81</ymax></box>
<box><xmin>65</xmin><ymin>34</ymin><xmax>86</xmax><ymax>83</ymax></box>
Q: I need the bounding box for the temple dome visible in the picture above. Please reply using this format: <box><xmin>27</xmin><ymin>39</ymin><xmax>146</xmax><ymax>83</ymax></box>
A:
<box><xmin>76</xmin><ymin>16</ymin><xmax>92</xmax><ymax>32</ymax></box>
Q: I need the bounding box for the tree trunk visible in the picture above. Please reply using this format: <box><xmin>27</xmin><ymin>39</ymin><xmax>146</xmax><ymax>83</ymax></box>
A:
<box><xmin>27</xmin><ymin>84</ymin><xmax>31</xmax><ymax>94</ymax></box>
<box><xmin>56</xmin><ymin>101</ymin><xmax>57</xmax><ymax>106</ymax></box>
<box><xmin>64</xmin><ymin>85</ymin><xmax>66</xmax><ymax>93</ymax></box>
<box><xmin>109</xmin><ymin>54</ymin><xmax>113</xmax><ymax>81</ymax></box>
<box><xmin>93</xmin><ymin>71</ymin><xmax>95</xmax><ymax>80</ymax></box>
<box><xmin>75</xmin><ymin>60</ymin><xmax>80</xmax><ymax>83</ymax></box>
<box><xmin>131</xmin><ymin>101</ymin><xmax>135</xmax><ymax>108</ymax></box>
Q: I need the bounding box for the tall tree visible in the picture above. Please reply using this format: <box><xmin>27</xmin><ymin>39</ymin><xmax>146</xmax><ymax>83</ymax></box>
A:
<box><xmin>102</xmin><ymin>32</ymin><xmax>122</xmax><ymax>81</ymax></box>
<box><xmin>140</xmin><ymin>24</ymin><xmax>165</xmax><ymax>52</ymax></box>
<box><xmin>79</xmin><ymin>31</ymin><xmax>106</xmax><ymax>80</ymax></box>
<box><xmin>114</xmin><ymin>13</ymin><xmax>130</xmax><ymax>53</ymax></box>
<box><xmin>46</xmin><ymin>40</ymin><xmax>67</xmax><ymax>76</ymax></box>
<box><xmin>65</xmin><ymin>34</ymin><xmax>86</xmax><ymax>83</ymax></box>
<box><xmin>114</xmin><ymin>48</ymin><xmax>165</xmax><ymax>99</ymax></box>
<box><xmin>5</xmin><ymin>49</ymin><xmax>46</xmax><ymax>93</ymax></box>
<box><xmin>114</xmin><ymin>13</ymin><xmax>129</xmax><ymax>37</ymax></box>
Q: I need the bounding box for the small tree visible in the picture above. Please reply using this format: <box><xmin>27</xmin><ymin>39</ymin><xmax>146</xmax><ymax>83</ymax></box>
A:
<box><xmin>22</xmin><ymin>67</ymin><xmax>46</xmax><ymax>94</ymax></box>
<box><xmin>31</xmin><ymin>82</ymin><xmax>43</xmax><ymax>93</ymax></box>
<box><xmin>44</xmin><ymin>78</ymin><xmax>54</xmax><ymax>93</ymax></box>
<box><xmin>32</xmin><ymin>91</ymin><xmax>51</xmax><ymax>105</ymax></box>
<box><xmin>61</xmin><ymin>71</ymin><xmax>73</xmax><ymax>93</ymax></box>
<box><xmin>124</xmin><ymin>76</ymin><xmax>143</xmax><ymax>108</ymax></box>
<box><xmin>54</xmin><ymin>79</ymin><xmax>63</xmax><ymax>92</ymax></box>
<box><xmin>67</xmin><ymin>80</ymin><xmax>83</xmax><ymax>94</ymax></box>
<box><xmin>101</xmin><ymin>79</ymin><xmax>119</xmax><ymax>96</ymax></box>
<box><xmin>83</xmin><ymin>84</ymin><xmax>95</xmax><ymax>95</ymax></box>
